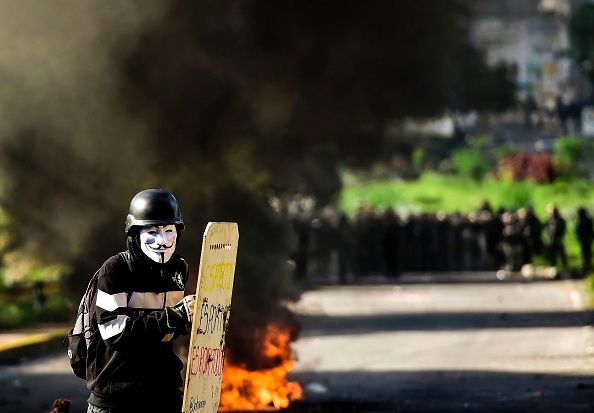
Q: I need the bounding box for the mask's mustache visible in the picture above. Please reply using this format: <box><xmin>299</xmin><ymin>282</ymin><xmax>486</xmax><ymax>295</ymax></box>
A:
<box><xmin>148</xmin><ymin>242</ymin><xmax>174</xmax><ymax>250</ymax></box>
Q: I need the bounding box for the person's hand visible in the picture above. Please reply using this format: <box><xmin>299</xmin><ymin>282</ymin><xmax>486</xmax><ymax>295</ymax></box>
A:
<box><xmin>175</xmin><ymin>295</ymin><xmax>195</xmax><ymax>322</ymax></box>
<box><xmin>168</xmin><ymin>295</ymin><xmax>195</xmax><ymax>324</ymax></box>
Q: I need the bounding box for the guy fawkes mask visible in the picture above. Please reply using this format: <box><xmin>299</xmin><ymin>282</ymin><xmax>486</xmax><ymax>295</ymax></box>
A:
<box><xmin>139</xmin><ymin>224</ymin><xmax>177</xmax><ymax>264</ymax></box>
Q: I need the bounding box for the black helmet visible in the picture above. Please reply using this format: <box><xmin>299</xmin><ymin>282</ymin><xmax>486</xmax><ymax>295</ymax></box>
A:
<box><xmin>125</xmin><ymin>189</ymin><xmax>184</xmax><ymax>233</ymax></box>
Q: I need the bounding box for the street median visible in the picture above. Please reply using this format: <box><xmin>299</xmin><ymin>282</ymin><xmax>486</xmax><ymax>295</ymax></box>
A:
<box><xmin>0</xmin><ymin>326</ymin><xmax>68</xmax><ymax>364</ymax></box>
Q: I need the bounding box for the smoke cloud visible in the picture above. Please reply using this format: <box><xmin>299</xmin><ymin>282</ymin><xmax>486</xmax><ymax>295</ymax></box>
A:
<box><xmin>0</xmin><ymin>1</ymin><xmax>299</xmax><ymax>368</ymax></box>
<box><xmin>0</xmin><ymin>0</ymin><xmax>511</xmax><ymax>369</ymax></box>
<box><xmin>0</xmin><ymin>1</ymin><xmax>166</xmax><ymax>269</ymax></box>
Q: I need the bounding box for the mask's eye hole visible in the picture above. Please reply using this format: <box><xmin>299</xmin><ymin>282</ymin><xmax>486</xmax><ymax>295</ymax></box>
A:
<box><xmin>148</xmin><ymin>230</ymin><xmax>157</xmax><ymax>235</ymax></box>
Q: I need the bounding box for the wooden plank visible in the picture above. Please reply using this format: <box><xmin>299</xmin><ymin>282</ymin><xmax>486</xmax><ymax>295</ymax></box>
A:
<box><xmin>182</xmin><ymin>222</ymin><xmax>239</xmax><ymax>413</ymax></box>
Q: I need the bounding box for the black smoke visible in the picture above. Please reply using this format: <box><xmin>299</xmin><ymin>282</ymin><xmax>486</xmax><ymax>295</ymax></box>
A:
<box><xmin>0</xmin><ymin>0</ymin><xmax>514</xmax><ymax>369</ymax></box>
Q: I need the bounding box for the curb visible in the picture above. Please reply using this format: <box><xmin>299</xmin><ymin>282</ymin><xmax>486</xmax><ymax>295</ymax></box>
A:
<box><xmin>0</xmin><ymin>327</ymin><xmax>68</xmax><ymax>364</ymax></box>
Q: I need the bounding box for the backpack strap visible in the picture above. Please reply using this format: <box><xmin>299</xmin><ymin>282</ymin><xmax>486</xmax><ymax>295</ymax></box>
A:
<box><xmin>86</xmin><ymin>252</ymin><xmax>130</xmax><ymax>325</ymax></box>
<box><xmin>85</xmin><ymin>270</ymin><xmax>101</xmax><ymax>310</ymax></box>
<box><xmin>119</xmin><ymin>251</ymin><xmax>134</xmax><ymax>273</ymax></box>
<box><xmin>82</xmin><ymin>269</ymin><xmax>102</xmax><ymax>341</ymax></box>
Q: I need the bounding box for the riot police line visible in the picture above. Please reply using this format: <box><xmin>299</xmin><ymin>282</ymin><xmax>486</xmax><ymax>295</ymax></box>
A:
<box><xmin>283</xmin><ymin>199</ymin><xmax>594</xmax><ymax>282</ymax></box>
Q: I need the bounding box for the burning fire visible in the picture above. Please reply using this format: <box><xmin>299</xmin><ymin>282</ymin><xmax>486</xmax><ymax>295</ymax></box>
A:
<box><xmin>219</xmin><ymin>323</ymin><xmax>303</xmax><ymax>410</ymax></box>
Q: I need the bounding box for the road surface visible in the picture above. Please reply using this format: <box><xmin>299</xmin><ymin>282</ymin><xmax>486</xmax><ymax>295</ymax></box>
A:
<box><xmin>0</xmin><ymin>351</ymin><xmax>87</xmax><ymax>413</ymax></box>
<box><xmin>0</xmin><ymin>273</ymin><xmax>593</xmax><ymax>412</ymax></box>
<box><xmin>291</xmin><ymin>273</ymin><xmax>594</xmax><ymax>412</ymax></box>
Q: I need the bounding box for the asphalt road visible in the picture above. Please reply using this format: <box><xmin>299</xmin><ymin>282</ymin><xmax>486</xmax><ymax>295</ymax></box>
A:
<box><xmin>0</xmin><ymin>351</ymin><xmax>88</xmax><ymax>413</ymax></box>
<box><xmin>291</xmin><ymin>273</ymin><xmax>594</xmax><ymax>412</ymax></box>
<box><xmin>0</xmin><ymin>273</ymin><xmax>593</xmax><ymax>413</ymax></box>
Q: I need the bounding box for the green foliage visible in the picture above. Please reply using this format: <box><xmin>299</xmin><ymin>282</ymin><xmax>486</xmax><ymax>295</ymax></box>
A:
<box><xmin>553</xmin><ymin>135</ymin><xmax>593</xmax><ymax>178</ymax></box>
<box><xmin>570</xmin><ymin>3</ymin><xmax>594</xmax><ymax>83</ymax></box>
<box><xmin>452</xmin><ymin>148</ymin><xmax>490</xmax><ymax>181</ymax></box>
<box><xmin>469</xmin><ymin>135</ymin><xmax>489</xmax><ymax>151</ymax></box>
<box><xmin>494</xmin><ymin>144</ymin><xmax>517</xmax><ymax>160</ymax></box>
<box><xmin>0</xmin><ymin>296</ymin><xmax>72</xmax><ymax>329</ymax></box>
<box><xmin>0</xmin><ymin>302</ymin><xmax>34</xmax><ymax>329</ymax></box>
<box><xmin>40</xmin><ymin>296</ymin><xmax>73</xmax><ymax>322</ymax></box>
<box><xmin>1</xmin><ymin>249</ymin><xmax>64</xmax><ymax>287</ymax></box>
<box><xmin>412</xmin><ymin>148</ymin><xmax>428</xmax><ymax>174</ymax></box>
<box><xmin>341</xmin><ymin>172</ymin><xmax>594</xmax><ymax>216</ymax></box>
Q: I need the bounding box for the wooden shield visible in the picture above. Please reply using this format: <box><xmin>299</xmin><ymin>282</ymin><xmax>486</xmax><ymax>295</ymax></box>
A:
<box><xmin>182</xmin><ymin>222</ymin><xmax>239</xmax><ymax>413</ymax></box>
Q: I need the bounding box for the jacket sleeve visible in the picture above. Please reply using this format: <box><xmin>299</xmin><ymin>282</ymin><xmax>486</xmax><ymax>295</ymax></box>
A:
<box><xmin>94</xmin><ymin>257</ymin><xmax>187</xmax><ymax>351</ymax></box>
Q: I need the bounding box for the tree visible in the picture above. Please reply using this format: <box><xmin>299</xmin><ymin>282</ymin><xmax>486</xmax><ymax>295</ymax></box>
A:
<box><xmin>569</xmin><ymin>2</ymin><xmax>594</xmax><ymax>84</ymax></box>
<box><xmin>554</xmin><ymin>135</ymin><xmax>594</xmax><ymax>178</ymax></box>
<box><xmin>452</xmin><ymin>148</ymin><xmax>489</xmax><ymax>181</ymax></box>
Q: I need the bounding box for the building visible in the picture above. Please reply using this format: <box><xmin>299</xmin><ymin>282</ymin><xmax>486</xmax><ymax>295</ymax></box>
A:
<box><xmin>471</xmin><ymin>0</ymin><xmax>594</xmax><ymax>138</ymax></box>
<box><xmin>471</xmin><ymin>0</ymin><xmax>585</xmax><ymax>110</ymax></box>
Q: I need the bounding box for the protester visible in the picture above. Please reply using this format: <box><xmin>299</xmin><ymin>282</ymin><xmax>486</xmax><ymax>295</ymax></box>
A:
<box><xmin>85</xmin><ymin>189</ymin><xmax>195</xmax><ymax>413</ymax></box>
<box><xmin>286</xmin><ymin>199</ymin><xmax>582</xmax><ymax>280</ymax></box>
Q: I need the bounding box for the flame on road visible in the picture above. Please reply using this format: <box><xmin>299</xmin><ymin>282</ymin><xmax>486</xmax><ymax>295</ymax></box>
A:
<box><xmin>219</xmin><ymin>324</ymin><xmax>303</xmax><ymax>410</ymax></box>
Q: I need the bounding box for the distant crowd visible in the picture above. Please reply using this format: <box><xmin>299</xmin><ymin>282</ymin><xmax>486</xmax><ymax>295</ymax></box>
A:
<box><xmin>283</xmin><ymin>197</ymin><xmax>594</xmax><ymax>282</ymax></box>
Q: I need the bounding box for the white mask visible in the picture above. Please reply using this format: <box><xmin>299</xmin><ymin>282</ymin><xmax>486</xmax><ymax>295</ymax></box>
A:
<box><xmin>139</xmin><ymin>225</ymin><xmax>178</xmax><ymax>264</ymax></box>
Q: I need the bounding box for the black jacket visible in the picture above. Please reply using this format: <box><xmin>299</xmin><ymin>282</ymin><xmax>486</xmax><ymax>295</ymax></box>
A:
<box><xmin>86</xmin><ymin>248</ymin><xmax>189</xmax><ymax>410</ymax></box>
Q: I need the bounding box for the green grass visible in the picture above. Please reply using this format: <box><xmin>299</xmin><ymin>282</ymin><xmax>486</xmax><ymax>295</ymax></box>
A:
<box><xmin>340</xmin><ymin>172</ymin><xmax>594</xmax><ymax>269</ymax></box>
<box><xmin>340</xmin><ymin>172</ymin><xmax>594</xmax><ymax>215</ymax></box>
